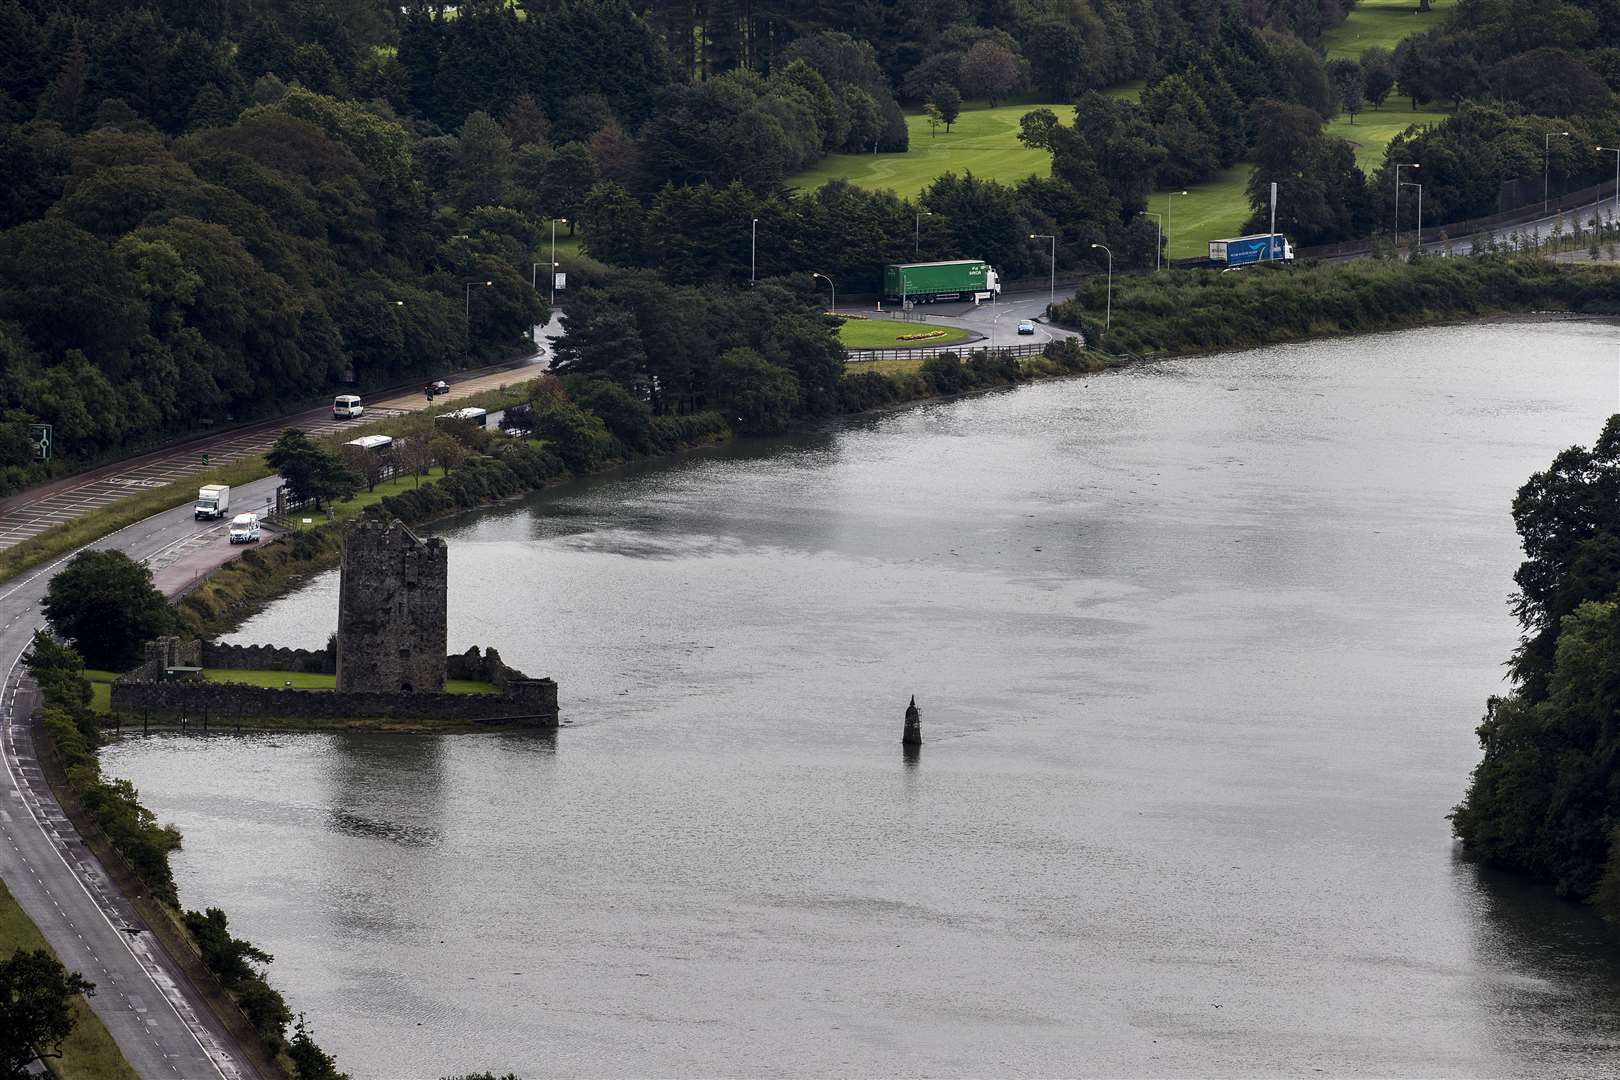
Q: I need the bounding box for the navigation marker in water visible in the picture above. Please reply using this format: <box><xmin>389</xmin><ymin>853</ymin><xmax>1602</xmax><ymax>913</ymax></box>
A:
<box><xmin>903</xmin><ymin>695</ymin><xmax>922</xmax><ymax>747</ymax></box>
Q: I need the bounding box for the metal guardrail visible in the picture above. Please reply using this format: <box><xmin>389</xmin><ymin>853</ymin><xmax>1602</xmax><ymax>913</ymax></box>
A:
<box><xmin>846</xmin><ymin>341</ymin><xmax>1051</xmax><ymax>363</ymax></box>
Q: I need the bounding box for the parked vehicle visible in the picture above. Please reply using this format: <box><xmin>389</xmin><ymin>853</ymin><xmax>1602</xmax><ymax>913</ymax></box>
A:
<box><xmin>228</xmin><ymin>512</ymin><xmax>260</xmax><ymax>544</ymax></box>
<box><xmin>1017</xmin><ymin>321</ymin><xmax>1036</xmax><ymax>335</ymax></box>
<box><xmin>333</xmin><ymin>394</ymin><xmax>364</xmax><ymax>419</ymax></box>
<box><xmin>194</xmin><ymin>484</ymin><xmax>230</xmax><ymax>520</ymax></box>
<box><xmin>435</xmin><ymin>407</ymin><xmax>488</xmax><ymax>428</ymax></box>
<box><xmin>1207</xmin><ymin>233</ymin><xmax>1293</xmax><ymax>267</ymax></box>
<box><xmin>882</xmin><ymin>260</ymin><xmax>1000</xmax><ymax>304</ymax></box>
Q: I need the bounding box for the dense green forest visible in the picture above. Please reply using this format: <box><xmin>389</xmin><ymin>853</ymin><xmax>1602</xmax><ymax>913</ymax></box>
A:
<box><xmin>5</xmin><ymin>0</ymin><xmax>1620</xmax><ymax>495</ymax></box>
<box><xmin>1453</xmin><ymin>416</ymin><xmax>1620</xmax><ymax>923</ymax></box>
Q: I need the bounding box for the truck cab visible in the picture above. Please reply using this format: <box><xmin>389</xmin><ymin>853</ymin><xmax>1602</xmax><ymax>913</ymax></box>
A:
<box><xmin>229</xmin><ymin>513</ymin><xmax>260</xmax><ymax>544</ymax></box>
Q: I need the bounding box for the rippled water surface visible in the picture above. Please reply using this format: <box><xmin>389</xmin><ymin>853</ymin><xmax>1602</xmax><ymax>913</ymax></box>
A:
<box><xmin>106</xmin><ymin>321</ymin><xmax>1620</xmax><ymax>1077</ymax></box>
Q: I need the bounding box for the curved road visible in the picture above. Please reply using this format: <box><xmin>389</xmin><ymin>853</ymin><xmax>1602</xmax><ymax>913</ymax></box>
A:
<box><xmin>838</xmin><ymin>287</ymin><xmax>1081</xmax><ymax>356</ymax></box>
<box><xmin>1</xmin><ymin>475</ymin><xmax>284</xmax><ymax>1078</ymax></box>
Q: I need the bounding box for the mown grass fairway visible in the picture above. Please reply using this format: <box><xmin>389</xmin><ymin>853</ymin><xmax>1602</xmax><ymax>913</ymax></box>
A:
<box><xmin>1322</xmin><ymin>0</ymin><xmax>1453</xmax><ymax>59</ymax></box>
<box><xmin>201</xmin><ymin>669</ymin><xmax>500</xmax><ymax>694</ymax></box>
<box><xmin>1156</xmin><ymin>167</ymin><xmax>1254</xmax><ymax>259</ymax></box>
<box><xmin>0</xmin><ymin>878</ymin><xmax>139</xmax><ymax>1079</ymax></box>
<box><xmin>788</xmin><ymin>103</ymin><xmax>1067</xmax><ymax>196</ymax></box>
<box><xmin>838</xmin><ymin>319</ymin><xmax>972</xmax><ymax>348</ymax></box>
<box><xmin>1325</xmin><ymin>106</ymin><xmax>1449</xmax><ymax>170</ymax></box>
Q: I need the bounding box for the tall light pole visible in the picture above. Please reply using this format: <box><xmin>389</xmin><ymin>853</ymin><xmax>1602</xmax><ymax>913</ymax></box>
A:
<box><xmin>463</xmin><ymin>279</ymin><xmax>491</xmax><ymax>363</ymax></box>
<box><xmin>751</xmin><ymin>217</ymin><xmax>758</xmax><ymax>285</ymax></box>
<box><xmin>1599</xmin><ymin>145</ymin><xmax>1620</xmax><ymax>226</ymax></box>
<box><xmin>1166</xmin><ymin>190</ymin><xmax>1188</xmax><ymax>264</ymax></box>
<box><xmin>1030</xmin><ymin>233</ymin><xmax>1056</xmax><ymax>315</ymax></box>
<box><xmin>532</xmin><ymin>262</ymin><xmax>542</xmax><ymax>290</ymax></box>
<box><xmin>1401</xmin><ymin>181</ymin><xmax>1423</xmax><ymax>255</ymax></box>
<box><xmin>915</xmin><ymin>211</ymin><xmax>932</xmax><ymax>259</ymax></box>
<box><xmin>1090</xmin><ymin>243</ymin><xmax>1112</xmax><ymax>329</ymax></box>
<box><xmin>550</xmin><ymin>217</ymin><xmax>566</xmax><ymax>306</ymax></box>
<box><xmin>1141</xmin><ymin>211</ymin><xmax>1162</xmax><ymax>271</ymax></box>
<box><xmin>812</xmin><ymin>272</ymin><xmax>835</xmax><ymax>314</ymax></box>
<box><xmin>1546</xmin><ymin>130</ymin><xmax>1570</xmax><ymax>214</ymax></box>
<box><xmin>1394</xmin><ymin>163</ymin><xmax>1419</xmax><ymax>248</ymax></box>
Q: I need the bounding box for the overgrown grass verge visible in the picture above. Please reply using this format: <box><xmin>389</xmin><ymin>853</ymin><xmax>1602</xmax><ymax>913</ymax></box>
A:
<box><xmin>199</xmin><ymin>669</ymin><xmax>498</xmax><ymax>694</ymax></box>
<box><xmin>0</xmin><ymin>878</ymin><xmax>138</xmax><ymax>1079</ymax></box>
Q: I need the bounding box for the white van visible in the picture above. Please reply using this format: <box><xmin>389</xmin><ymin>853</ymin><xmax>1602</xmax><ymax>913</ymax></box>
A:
<box><xmin>333</xmin><ymin>394</ymin><xmax>364</xmax><ymax>419</ymax></box>
<box><xmin>229</xmin><ymin>513</ymin><xmax>260</xmax><ymax>544</ymax></box>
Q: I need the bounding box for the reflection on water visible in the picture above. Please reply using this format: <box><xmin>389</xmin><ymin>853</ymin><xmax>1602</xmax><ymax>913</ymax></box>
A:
<box><xmin>105</xmin><ymin>321</ymin><xmax>1620</xmax><ymax>1077</ymax></box>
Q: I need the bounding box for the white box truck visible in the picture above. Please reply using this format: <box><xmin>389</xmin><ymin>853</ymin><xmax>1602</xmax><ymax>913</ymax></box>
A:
<box><xmin>194</xmin><ymin>484</ymin><xmax>230</xmax><ymax>520</ymax></box>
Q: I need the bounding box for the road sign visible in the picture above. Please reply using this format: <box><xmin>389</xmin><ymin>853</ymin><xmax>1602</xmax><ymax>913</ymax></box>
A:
<box><xmin>28</xmin><ymin>423</ymin><xmax>50</xmax><ymax>462</ymax></box>
<box><xmin>553</xmin><ymin>272</ymin><xmax>567</xmax><ymax>291</ymax></box>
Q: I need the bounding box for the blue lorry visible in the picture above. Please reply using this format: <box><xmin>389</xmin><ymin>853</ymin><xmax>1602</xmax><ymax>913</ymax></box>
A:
<box><xmin>1207</xmin><ymin>233</ymin><xmax>1294</xmax><ymax>267</ymax></box>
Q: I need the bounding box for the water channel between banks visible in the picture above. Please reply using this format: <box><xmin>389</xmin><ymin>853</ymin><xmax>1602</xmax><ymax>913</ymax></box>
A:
<box><xmin>105</xmin><ymin>320</ymin><xmax>1620</xmax><ymax>1077</ymax></box>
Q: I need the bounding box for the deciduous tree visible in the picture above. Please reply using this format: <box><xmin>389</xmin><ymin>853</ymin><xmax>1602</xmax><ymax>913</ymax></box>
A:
<box><xmin>42</xmin><ymin>549</ymin><xmax>176</xmax><ymax>670</ymax></box>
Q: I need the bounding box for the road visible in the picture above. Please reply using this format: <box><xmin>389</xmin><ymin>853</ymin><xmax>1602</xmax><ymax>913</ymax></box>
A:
<box><xmin>0</xmin><ymin>312</ymin><xmax>565</xmax><ymax>554</ymax></box>
<box><xmin>838</xmin><ymin>287</ymin><xmax>1081</xmax><ymax>357</ymax></box>
<box><xmin>1</xmin><ymin>475</ymin><xmax>285</xmax><ymax>1079</ymax></box>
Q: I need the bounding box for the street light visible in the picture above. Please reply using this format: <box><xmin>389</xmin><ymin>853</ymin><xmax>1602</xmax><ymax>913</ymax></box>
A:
<box><xmin>915</xmin><ymin>211</ymin><xmax>932</xmax><ymax>259</ymax></box>
<box><xmin>1029</xmin><ymin>233</ymin><xmax>1056</xmax><ymax>315</ymax></box>
<box><xmin>1166</xmin><ymin>190</ymin><xmax>1188</xmax><ymax>264</ymax></box>
<box><xmin>812</xmin><ymin>272</ymin><xmax>835</xmax><ymax>315</ymax></box>
<box><xmin>549</xmin><ymin>218</ymin><xmax>567</xmax><ymax>306</ymax></box>
<box><xmin>1141</xmin><ymin>211</ymin><xmax>1162</xmax><ymax>271</ymax></box>
<box><xmin>1400</xmin><ymin>181</ymin><xmax>1423</xmax><ymax>255</ymax></box>
<box><xmin>1599</xmin><ymin>146</ymin><xmax>1620</xmax><ymax>227</ymax></box>
<box><xmin>1394</xmin><ymin>163</ymin><xmax>1419</xmax><ymax>247</ymax></box>
<box><xmin>1546</xmin><ymin>130</ymin><xmax>1571</xmax><ymax>214</ymax></box>
<box><xmin>1090</xmin><ymin>243</ymin><xmax>1112</xmax><ymax>329</ymax></box>
<box><xmin>750</xmin><ymin>217</ymin><xmax>759</xmax><ymax>285</ymax></box>
<box><xmin>464</xmin><ymin>279</ymin><xmax>491</xmax><ymax>363</ymax></box>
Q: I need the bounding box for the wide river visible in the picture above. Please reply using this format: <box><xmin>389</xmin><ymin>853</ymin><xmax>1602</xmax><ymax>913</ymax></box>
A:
<box><xmin>106</xmin><ymin>321</ymin><xmax>1620</xmax><ymax>1077</ymax></box>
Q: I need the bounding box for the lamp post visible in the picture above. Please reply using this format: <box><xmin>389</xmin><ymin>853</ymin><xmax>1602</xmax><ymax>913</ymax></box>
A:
<box><xmin>464</xmin><ymin>279</ymin><xmax>491</xmax><ymax>363</ymax></box>
<box><xmin>750</xmin><ymin>217</ymin><xmax>758</xmax><ymax>285</ymax></box>
<box><xmin>915</xmin><ymin>211</ymin><xmax>932</xmax><ymax>259</ymax></box>
<box><xmin>1599</xmin><ymin>145</ymin><xmax>1620</xmax><ymax>228</ymax></box>
<box><xmin>1394</xmin><ymin>163</ymin><xmax>1420</xmax><ymax>248</ymax></box>
<box><xmin>1029</xmin><ymin>233</ymin><xmax>1056</xmax><ymax>315</ymax></box>
<box><xmin>1090</xmin><ymin>243</ymin><xmax>1112</xmax><ymax>329</ymax></box>
<box><xmin>549</xmin><ymin>218</ymin><xmax>566</xmax><ymax>306</ymax></box>
<box><xmin>1546</xmin><ymin>130</ymin><xmax>1570</xmax><ymax>214</ymax></box>
<box><xmin>1400</xmin><ymin>181</ymin><xmax>1423</xmax><ymax>256</ymax></box>
<box><xmin>531</xmin><ymin>262</ymin><xmax>541</xmax><ymax>290</ymax></box>
<box><xmin>812</xmin><ymin>272</ymin><xmax>835</xmax><ymax>315</ymax></box>
<box><xmin>1166</xmin><ymin>190</ymin><xmax>1188</xmax><ymax>263</ymax></box>
<box><xmin>1141</xmin><ymin>211</ymin><xmax>1162</xmax><ymax>271</ymax></box>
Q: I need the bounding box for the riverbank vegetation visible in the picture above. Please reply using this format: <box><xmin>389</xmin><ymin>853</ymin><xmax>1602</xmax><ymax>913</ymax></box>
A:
<box><xmin>1453</xmin><ymin>416</ymin><xmax>1620</xmax><ymax>921</ymax></box>
<box><xmin>24</xmin><ymin>632</ymin><xmax>346</xmax><ymax>1078</ymax></box>
<box><xmin>1053</xmin><ymin>255</ymin><xmax>1620</xmax><ymax>356</ymax></box>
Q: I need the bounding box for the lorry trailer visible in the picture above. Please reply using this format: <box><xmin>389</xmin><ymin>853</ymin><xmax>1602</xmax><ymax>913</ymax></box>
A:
<box><xmin>194</xmin><ymin>483</ymin><xmax>230</xmax><ymax>520</ymax></box>
<box><xmin>882</xmin><ymin>260</ymin><xmax>1000</xmax><ymax>303</ymax></box>
<box><xmin>1208</xmin><ymin>233</ymin><xmax>1293</xmax><ymax>266</ymax></box>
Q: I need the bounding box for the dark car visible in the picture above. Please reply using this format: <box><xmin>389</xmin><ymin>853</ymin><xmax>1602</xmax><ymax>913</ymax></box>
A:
<box><xmin>1016</xmin><ymin>321</ymin><xmax>1035</xmax><ymax>335</ymax></box>
<box><xmin>424</xmin><ymin>379</ymin><xmax>450</xmax><ymax>398</ymax></box>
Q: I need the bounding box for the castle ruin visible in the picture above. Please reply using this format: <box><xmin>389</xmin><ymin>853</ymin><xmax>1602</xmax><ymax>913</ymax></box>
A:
<box><xmin>336</xmin><ymin>518</ymin><xmax>448</xmax><ymax>693</ymax></box>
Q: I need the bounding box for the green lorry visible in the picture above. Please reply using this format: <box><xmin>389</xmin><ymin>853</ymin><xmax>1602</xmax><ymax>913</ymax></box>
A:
<box><xmin>882</xmin><ymin>260</ymin><xmax>1001</xmax><ymax>304</ymax></box>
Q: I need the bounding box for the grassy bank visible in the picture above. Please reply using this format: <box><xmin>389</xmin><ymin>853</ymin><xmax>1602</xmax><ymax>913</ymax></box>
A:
<box><xmin>1055</xmin><ymin>254</ymin><xmax>1620</xmax><ymax>356</ymax></box>
<box><xmin>200</xmin><ymin>669</ymin><xmax>498</xmax><ymax>694</ymax></box>
<box><xmin>0</xmin><ymin>878</ymin><xmax>138</xmax><ymax>1079</ymax></box>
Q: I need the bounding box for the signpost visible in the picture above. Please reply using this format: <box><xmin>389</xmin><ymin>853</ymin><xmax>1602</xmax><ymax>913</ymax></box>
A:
<box><xmin>28</xmin><ymin>423</ymin><xmax>50</xmax><ymax>462</ymax></box>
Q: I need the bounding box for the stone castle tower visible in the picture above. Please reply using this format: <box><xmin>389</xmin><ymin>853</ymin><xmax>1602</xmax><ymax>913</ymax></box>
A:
<box><xmin>336</xmin><ymin>518</ymin><xmax>448</xmax><ymax>693</ymax></box>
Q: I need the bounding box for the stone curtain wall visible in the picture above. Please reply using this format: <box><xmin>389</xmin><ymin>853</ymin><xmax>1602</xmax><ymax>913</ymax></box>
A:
<box><xmin>200</xmin><ymin>641</ymin><xmax>335</xmax><ymax>675</ymax></box>
<box><xmin>336</xmin><ymin>518</ymin><xmax>449</xmax><ymax>693</ymax></box>
<box><xmin>110</xmin><ymin>677</ymin><xmax>558</xmax><ymax>727</ymax></box>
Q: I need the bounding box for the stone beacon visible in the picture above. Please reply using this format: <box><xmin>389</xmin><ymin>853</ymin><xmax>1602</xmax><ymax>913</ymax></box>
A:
<box><xmin>903</xmin><ymin>695</ymin><xmax>922</xmax><ymax>747</ymax></box>
<box><xmin>336</xmin><ymin>518</ymin><xmax>448</xmax><ymax>693</ymax></box>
